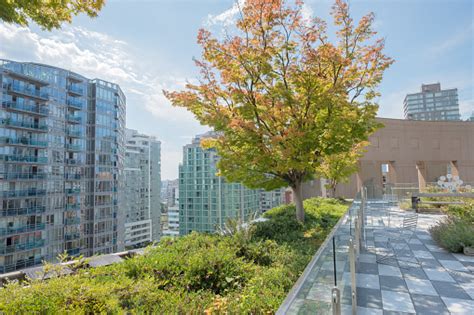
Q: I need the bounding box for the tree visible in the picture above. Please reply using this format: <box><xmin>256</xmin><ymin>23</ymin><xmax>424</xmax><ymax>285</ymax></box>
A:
<box><xmin>165</xmin><ymin>0</ymin><xmax>393</xmax><ymax>223</ymax></box>
<box><xmin>318</xmin><ymin>142</ymin><xmax>367</xmax><ymax>197</ymax></box>
<box><xmin>0</xmin><ymin>0</ymin><xmax>105</xmax><ymax>30</ymax></box>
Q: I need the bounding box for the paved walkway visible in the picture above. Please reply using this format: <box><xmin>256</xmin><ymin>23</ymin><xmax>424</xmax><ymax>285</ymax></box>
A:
<box><xmin>346</xmin><ymin>203</ymin><xmax>474</xmax><ymax>315</ymax></box>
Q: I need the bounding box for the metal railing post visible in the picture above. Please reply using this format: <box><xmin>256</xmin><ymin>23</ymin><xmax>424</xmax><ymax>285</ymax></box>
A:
<box><xmin>349</xmin><ymin>238</ymin><xmax>357</xmax><ymax>315</ymax></box>
<box><xmin>332</xmin><ymin>288</ymin><xmax>341</xmax><ymax>315</ymax></box>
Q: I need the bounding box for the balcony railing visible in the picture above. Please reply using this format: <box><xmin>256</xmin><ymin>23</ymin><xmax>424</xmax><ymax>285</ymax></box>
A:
<box><xmin>277</xmin><ymin>190</ymin><xmax>368</xmax><ymax>314</ymax></box>
<box><xmin>66</xmin><ymin>130</ymin><xmax>83</xmax><ymax>138</ymax></box>
<box><xmin>65</xmin><ymin>188</ymin><xmax>81</xmax><ymax>195</ymax></box>
<box><xmin>65</xmin><ymin>232</ymin><xmax>81</xmax><ymax>241</ymax></box>
<box><xmin>0</xmin><ymin>223</ymin><xmax>46</xmax><ymax>236</ymax></box>
<box><xmin>66</xmin><ymin>144</ymin><xmax>82</xmax><ymax>151</ymax></box>
<box><xmin>64</xmin><ymin>217</ymin><xmax>80</xmax><ymax>225</ymax></box>
<box><xmin>0</xmin><ymin>154</ymin><xmax>48</xmax><ymax>164</ymax></box>
<box><xmin>0</xmin><ymin>239</ymin><xmax>45</xmax><ymax>255</ymax></box>
<box><xmin>65</xmin><ymin>203</ymin><xmax>81</xmax><ymax>210</ymax></box>
<box><xmin>0</xmin><ymin>137</ymin><xmax>48</xmax><ymax>147</ymax></box>
<box><xmin>1</xmin><ymin>189</ymin><xmax>47</xmax><ymax>198</ymax></box>
<box><xmin>0</xmin><ymin>257</ymin><xmax>44</xmax><ymax>273</ymax></box>
<box><xmin>1</xmin><ymin>101</ymin><xmax>48</xmax><ymax>116</ymax></box>
<box><xmin>66</xmin><ymin>98</ymin><xmax>84</xmax><ymax>109</ymax></box>
<box><xmin>67</xmin><ymin>85</ymin><xmax>83</xmax><ymax>95</ymax></box>
<box><xmin>0</xmin><ymin>206</ymin><xmax>46</xmax><ymax>217</ymax></box>
<box><xmin>0</xmin><ymin>119</ymin><xmax>48</xmax><ymax>131</ymax></box>
<box><xmin>66</xmin><ymin>248</ymin><xmax>81</xmax><ymax>256</ymax></box>
<box><xmin>0</xmin><ymin>172</ymin><xmax>47</xmax><ymax>180</ymax></box>
<box><xmin>4</xmin><ymin>83</ymin><xmax>48</xmax><ymax>100</ymax></box>
<box><xmin>66</xmin><ymin>115</ymin><xmax>82</xmax><ymax>124</ymax></box>
<box><xmin>65</xmin><ymin>173</ymin><xmax>81</xmax><ymax>180</ymax></box>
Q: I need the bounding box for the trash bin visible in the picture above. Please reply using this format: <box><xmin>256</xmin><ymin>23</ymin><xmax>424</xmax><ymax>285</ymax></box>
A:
<box><xmin>411</xmin><ymin>196</ymin><xmax>420</xmax><ymax>212</ymax></box>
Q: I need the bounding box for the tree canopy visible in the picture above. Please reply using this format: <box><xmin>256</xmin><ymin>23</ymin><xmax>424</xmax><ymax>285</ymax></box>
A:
<box><xmin>0</xmin><ymin>0</ymin><xmax>105</xmax><ymax>30</ymax></box>
<box><xmin>165</xmin><ymin>0</ymin><xmax>393</xmax><ymax>222</ymax></box>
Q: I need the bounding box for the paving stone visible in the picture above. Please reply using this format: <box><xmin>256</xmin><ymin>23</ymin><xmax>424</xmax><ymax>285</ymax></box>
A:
<box><xmin>400</xmin><ymin>268</ymin><xmax>428</xmax><ymax>279</ymax></box>
<box><xmin>378</xmin><ymin>264</ymin><xmax>402</xmax><ymax>277</ymax></box>
<box><xmin>412</xmin><ymin>250</ymin><xmax>435</xmax><ymax>259</ymax></box>
<box><xmin>356</xmin><ymin>273</ymin><xmax>380</xmax><ymax>290</ymax></box>
<box><xmin>453</xmin><ymin>253</ymin><xmax>474</xmax><ymax>263</ymax></box>
<box><xmin>418</xmin><ymin>258</ymin><xmax>442</xmax><ymax>268</ymax></box>
<box><xmin>359</xmin><ymin>253</ymin><xmax>377</xmax><ymax>264</ymax></box>
<box><xmin>405</xmin><ymin>278</ymin><xmax>438</xmax><ymax>296</ymax></box>
<box><xmin>381</xmin><ymin>290</ymin><xmax>415</xmax><ymax>313</ymax></box>
<box><xmin>461</xmin><ymin>261</ymin><xmax>474</xmax><ymax>273</ymax></box>
<box><xmin>408</xmin><ymin>244</ymin><xmax>427</xmax><ymax>251</ymax></box>
<box><xmin>358</xmin><ymin>262</ymin><xmax>379</xmax><ymax>275</ymax></box>
<box><xmin>423</xmin><ymin>267</ymin><xmax>456</xmax><ymax>282</ymax></box>
<box><xmin>459</xmin><ymin>281</ymin><xmax>474</xmax><ymax>299</ymax></box>
<box><xmin>425</xmin><ymin>244</ymin><xmax>448</xmax><ymax>252</ymax></box>
<box><xmin>439</xmin><ymin>259</ymin><xmax>469</xmax><ymax>272</ymax></box>
<box><xmin>430</xmin><ymin>252</ymin><xmax>457</xmax><ymax>261</ymax></box>
<box><xmin>382</xmin><ymin>310</ymin><xmax>415</xmax><ymax>315</ymax></box>
<box><xmin>449</xmin><ymin>269</ymin><xmax>474</xmax><ymax>284</ymax></box>
<box><xmin>356</xmin><ymin>287</ymin><xmax>383</xmax><ymax>309</ymax></box>
<box><xmin>379</xmin><ymin>275</ymin><xmax>408</xmax><ymax>292</ymax></box>
<box><xmin>431</xmin><ymin>280</ymin><xmax>471</xmax><ymax>299</ymax></box>
<box><xmin>441</xmin><ymin>297</ymin><xmax>474</xmax><ymax>314</ymax></box>
<box><xmin>410</xmin><ymin>294</ymin><xmax>450</xmax><ymax>315</ymax></box>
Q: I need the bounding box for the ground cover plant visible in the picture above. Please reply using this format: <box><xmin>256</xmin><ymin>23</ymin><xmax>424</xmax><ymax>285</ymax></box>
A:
<box><xmin>0</xmin><ymin>198</ymin><xmax>347</xmax><ymax>314</ymax></box>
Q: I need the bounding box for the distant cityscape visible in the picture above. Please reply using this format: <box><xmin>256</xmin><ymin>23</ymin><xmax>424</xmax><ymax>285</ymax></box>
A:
<box><xmin>1</xmin><ymin>58</ymin><xmax>472</xmax><ymax>273</ymax></box>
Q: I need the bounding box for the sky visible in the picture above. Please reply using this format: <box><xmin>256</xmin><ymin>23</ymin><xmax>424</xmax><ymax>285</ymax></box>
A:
<box><xmin>0</xmin><ymin>0</ymin><xmax>472</xmax><ymax>180</ymax></box>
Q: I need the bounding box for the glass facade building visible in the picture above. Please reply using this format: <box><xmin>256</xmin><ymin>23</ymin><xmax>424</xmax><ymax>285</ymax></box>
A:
<box><xmin>179</xmin><ymin>132</ymin><xmax>259</xmax><ymax>235</ymax></box>
<box><xmin>122</xmin><ymin>129</ymin><xmax>161</xmax><ymax>248</ymax></box>
<box><xmin>0</xmin><ymin>59</ymin><xmax>125</xmax><ymax>273</ymax></box>
<box><xmin>404</xmin><ymin>83</ymin><xmax>460</xmax><ymax>121</ymax></box>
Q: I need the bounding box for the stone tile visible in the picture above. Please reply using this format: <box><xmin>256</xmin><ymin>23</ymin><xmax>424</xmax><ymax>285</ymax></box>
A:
<box><xmin>422</xmin><ymin>267</ymin><xmax>455</xmax><ymax>282</ymax></box>
<box><xmin>341</xmin><ymin>305</ymin><xmax>384</xmax><ymax>315</ymax></box>
<box><xmin>379</xmin><ymin>275</ymin><xmax>408</xmax><ymax>292</ymax></box>
<box><xmin>356</xmin><ymin>273</ymin><xmax>380</xmax><ymax>290</ymax></box>
<box><xmin>431</xmin><ymin>252</ymin><xmax>457</xmax><ymax>261</ymax></box>
<box><xmin>306</xmin><ymin>283</ymin><xmax>332</xmax><ymax>302</ymax></box>
<box><xmin>431</xmin><ymin>280</ymin><xmax>471</xmax><ymax>299</ymax></box>
<box><xmin>408</xmin><ymin>244</ymin><xmax>427</xmax><ymax>251</ymax></box>
<box><xmin>461</xmin><ymin>261</ymin><xmax>474</xmax><ymax>273</ymax></box>
<box><xmin>412</xmin><ymin>250</ymin><xmax>435</xmax><ymax>259</ymax></box>
<box><xmin>357</xmin><ymin>287</ymin><xmax>383</xmax><ymax>309</ymax></box>
<box><xmin>378</xmin><ymin>264</ymin><xmax>402</xmax><ymax>277</ymax></box>
<box><xmin>418</xmin><ymin>258</ymin><xmax>442</xmax><ymax>268</ymax></box>
<box><xmin>453</xmin><ymin>253</ymin><xmax>474</xmax><ymax>263</ymax></box>
<box><xmin>439</xmin><ymin>259</ymin><xmax>469</xmax><ymax>272</ymax></box>
<box><xmin>449</xmin><ymin>269</ymin><xmax>474</xmax><ymax>284</ymax></box>
<box><xmin>401</xmin><ymin>267</ymin><xmax>428</xmax><ymax>280</ymax></box>
<box><xmin>360</xmin><ymin>253</ymin><xmax>377</xmax><ymax>264</ymax></box>
<box><xmin>459</xmin><ymin>281</ymin><xmax>474</xmax><ymax>299</ymax></box>
<box><xmin>358</xmin><ymin>262</ymin><xmax>379</xmax><ymax>275</ymax></box>
<box><xmin>408</xmin><ymin>238</ymin><xmax>423</xmax><ymax>245</ymax></box>
<box><xmin>411</xmin><ymin>294</ymin><xmax>450</xmax><ymax>315</ymax></box>
<box><xmin>382</xmin><ymin>311</ymin><xmax>414</xmax><ymax>315</ymax></box>
<box><xmin>381</xmin><ymin>290</ymin><xmax>415</xmax><ymax>313</ymax></box>
<box><xmin>425</xmin><ymin>244</ymin><xmax>448</xmax><ymax>253</ymax></box>
<box><xmin>441</xmin><ymin>297</ymin><xmax>474</xmax><ymax>314</ymax></box>
<box><xmin>405</xmin><ymin>278</ymin><xmax>438</xmax><ymax>296</ymax></box>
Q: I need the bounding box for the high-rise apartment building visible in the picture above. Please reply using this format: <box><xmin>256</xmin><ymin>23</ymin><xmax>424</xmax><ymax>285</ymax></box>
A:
<box><xmin>178</xmin><ymin>132</ymin><xmax>259</xmax><ymax>235</ymax></box>
<box><xmin>122</xmin><ymin>129</ymin><xmax>161</xmax><ymax>248</ymax></box>
<box><xmin>403</xmin><ymin>83</ymin><xmax>460</xmax><ymax>121</ymax></box>
<box><xmin>259</xmin><ymin>188</ymin><xmax>285</xmax><ymax>213</ymax></box>
<box><xmin>0</xmin><ymin>59</ymin><xmax>125</xmax><ymax>273</ymax></box>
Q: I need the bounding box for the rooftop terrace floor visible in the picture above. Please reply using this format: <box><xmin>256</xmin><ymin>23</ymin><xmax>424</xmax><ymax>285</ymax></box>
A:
<box><xmin>286</xmin><ymin>202</ymin><xmax>474</xmax><ymax>314</ymax></box>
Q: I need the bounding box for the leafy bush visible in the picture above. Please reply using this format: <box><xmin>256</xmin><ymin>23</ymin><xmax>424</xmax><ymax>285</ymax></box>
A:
<box><xmin>0</xmin><ymin>198</ymin><xmax>347</xmax><ymax>313</ymax></box>
<box><xmin>430</xmin><ymin>217</ymin><xmax>474</xmax><ymax>253</ymax></box>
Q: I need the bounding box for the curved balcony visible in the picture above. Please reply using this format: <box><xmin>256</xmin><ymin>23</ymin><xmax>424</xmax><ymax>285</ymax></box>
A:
<box><xmin>0</xmin><ymin>206</ymin><xmax>46</xmax><ymax>217</ymax></box>
<box><xmin>0</xmin><ymin>257</ymin><xmax>44</xmax><ymax>273</ymax></box>
<box><xmin>1</xmin><ymin>101</ymin><xmax>48</xmax><ymax>116</ymax></box>
<box><xmin>66</xmin><ymin>98</ymin><xmax>84</xmax><ymax>110</ymax></box>
<box><xmin>4</xmin><ymin>83</ymin><xmax>48</xmax><ymax>101</ymax></box>
<box><xmin>0</xmin><ymin>223</ymin><xmax>46</xmax><ymax>236</ymax></box>
<box><xmin>0</xmin><ymin>172</ymin><xmax>47</xmax><ymax>181</ymax></box>
<box><xmin>66</xmin><ymin>115</ymin><xmax>82</xmax><ymax>124</ymax></box>
<box><xmin>0</xmin><ymin>137</ymin><xmax>48</xmax><ymax>148</ymax></box>
<box><xmin>0</xmin><ymin>119</ymin><xmax>48</xmax><ymax>132</ymax></box>
<box><xmin>67</xmin><ymin>85</ymin><xmax>83</xmax><ymax>96</ymax></box>
<box><xmin>0</xmin><ymin>154</ymin><xmax>48</xmax><ymax>164</ymax></box>
<box><xmin>0</xmin><ymin>239</ymin><xmax>45</xmax><ymax>255</ymax></box>
<box><xmin>1</xmin><ymin>189</ymin><xmax>47</xmax><ymax>198</ymax></box>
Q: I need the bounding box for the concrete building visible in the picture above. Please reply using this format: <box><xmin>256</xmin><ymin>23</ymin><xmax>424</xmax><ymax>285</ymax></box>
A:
<box><xmin>404</xmin><ymin>83</ymin><xmax>460</xmax><ymax>121</ymax></box>
<box><xmin>178</xmin><ymin>132</ymin><xmax>259</xmax><ymax>235</ymax></box>
<box><xmin>162</xmin><ymin>205</ymin><xmax>179</xmax><ymax>237</ymax></box>
<box><xmin>123</xmin><ymin>129</ymin><xmax>161</xmax><ymax>248</ymax></box>
<box><xmin>0</xmin><ymin>59</ymin><xmax>125</xmax><ymax>273</ymax></box>
<box><xmin>161</xmin><ymin>179</ymin><xmax>178</xmax><ymax>207</ymax></box>
<box><xmin>302</xmin><ymin>118</ymin><xmax>474</xmax><ymax>199</ymax></box>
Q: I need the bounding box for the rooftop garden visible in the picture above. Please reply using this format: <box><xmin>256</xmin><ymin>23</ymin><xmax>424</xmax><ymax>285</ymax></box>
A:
<box><xmin>0</xmin><ymin>198</ymin><xmax>347</xmax><ymax>313</ymax></box>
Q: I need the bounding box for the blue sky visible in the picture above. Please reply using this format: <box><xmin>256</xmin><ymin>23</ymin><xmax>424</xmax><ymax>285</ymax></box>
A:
<box><xmin>0</xmin><ymin>0</ymin><xmax>472</xmax><ymax>179</ymax></box>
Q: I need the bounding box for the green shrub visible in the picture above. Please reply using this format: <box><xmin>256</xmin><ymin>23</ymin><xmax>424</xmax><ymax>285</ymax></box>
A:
<box><xmin>430</xmin><ymin>217</ymin><xmax>474</xmax><ymax>253</ymax></box>
<box><xmin>0</xmin><ymin>197</ymin><xmax>347</xmax><ymax>313</ymax></box>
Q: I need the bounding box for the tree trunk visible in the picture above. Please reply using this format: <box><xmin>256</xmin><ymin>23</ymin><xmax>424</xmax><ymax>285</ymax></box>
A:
<box><xmin>331</xmin><ymin>181</ymin><xmax>338</xmax><ymax>198</ymax></box>
<box><xmin>291</xmin><ymin>181</ymin><xmax>304</xmax><ymax>224</ymax></box>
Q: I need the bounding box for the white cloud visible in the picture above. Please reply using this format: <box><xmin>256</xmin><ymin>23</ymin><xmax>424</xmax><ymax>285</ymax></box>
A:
<box><xmin>430</xmin><ymin>21</ymin><xmax>473</xmax><ymax>56</ymax></box>
<box><xmin>205</xmin><ymin>0</ymin><xmax>246</xmax><ymax>27</ymax></box>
